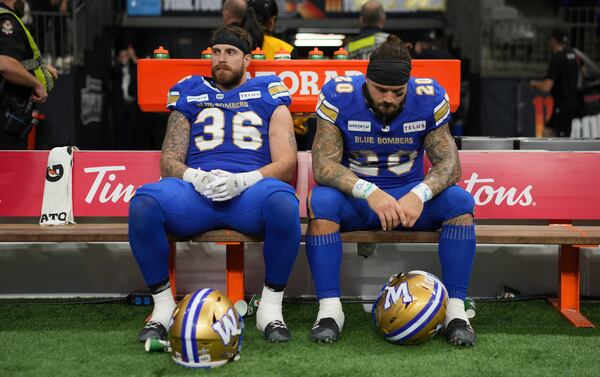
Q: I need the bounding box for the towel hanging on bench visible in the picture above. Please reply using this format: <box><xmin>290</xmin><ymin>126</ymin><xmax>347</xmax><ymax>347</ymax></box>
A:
<box><xmin>40</xmin><ymin>146</ymin><xmax>78</xmax><ymax>225</ymax></box>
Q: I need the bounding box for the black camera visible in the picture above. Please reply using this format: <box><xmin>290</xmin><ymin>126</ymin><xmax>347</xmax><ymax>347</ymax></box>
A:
<box><xmin>1</xmin><ymin>94</ymin><xmax>35</xmax><ymax>140</ymax></box>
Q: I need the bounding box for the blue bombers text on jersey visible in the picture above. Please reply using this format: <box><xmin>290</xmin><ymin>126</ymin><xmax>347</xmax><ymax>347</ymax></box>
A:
<box><xmin>167</xmin><ymin>75</ymin><xmax>291</xmax><ymax>173</ymax></box>
<box><xmin>316</xmin><ymin>75</ymin><xmax>451</xmax><ymax>189</ymax></box>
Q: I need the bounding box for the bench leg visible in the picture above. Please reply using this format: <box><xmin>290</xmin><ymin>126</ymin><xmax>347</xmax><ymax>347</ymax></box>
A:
<box><xmin>548</xmin><ymin>244</ymin><xmax>595</xmax><ymax>328</ymax></box>
<box><xmin>226</xmin><ymin>243</ymin><xmax>245</xmax><ymax>303</ymax></box>
<box><xmin>168</xmin><ymin>241</ymin><xmax>177</xmax><ymax>300</ymax></box>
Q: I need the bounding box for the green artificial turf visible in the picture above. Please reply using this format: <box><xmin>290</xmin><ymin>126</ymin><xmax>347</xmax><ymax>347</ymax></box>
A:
<box><xmin>1</xmin><ymin>299</ymin><xmax>600</xmax><ymax>377</ymax></box>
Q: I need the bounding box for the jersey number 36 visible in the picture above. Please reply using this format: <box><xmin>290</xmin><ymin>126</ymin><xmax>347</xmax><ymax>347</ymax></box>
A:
<box><xmin>193</xmin><ymin>108</ymin><xmax>263</xmax><ymax>151</ymax></box>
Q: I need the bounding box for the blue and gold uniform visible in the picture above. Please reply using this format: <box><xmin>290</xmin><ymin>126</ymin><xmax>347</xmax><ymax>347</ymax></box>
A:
<box><xmin>308</xmin><ymin>74</ymin><xmax>476</xmax><ymax>307</ymax></box>
<box><xmin>316</xmin><ymin>75</ymin><xmax>450</xmax><ymax>189</ymax></box>
<box><xmin>167</xmin><ymin>75</ymin><xmax>290</xmax><ymax>173</ymax></box>
<box><xmin>129</xmin><ymin>75</ymin><xmax>300</xmax><ymax>293</ymax></box>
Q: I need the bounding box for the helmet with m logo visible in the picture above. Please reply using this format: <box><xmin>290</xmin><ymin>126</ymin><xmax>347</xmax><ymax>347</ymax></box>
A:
<box><xmin>372</xmin><ymin>271</ymin><xmax>447</xmax><ymax>345</ymax></box>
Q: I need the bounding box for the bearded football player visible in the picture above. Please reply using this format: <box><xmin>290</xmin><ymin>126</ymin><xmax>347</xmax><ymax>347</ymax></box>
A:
<box><xmin>306</xmin><ymin>35</ymin><xmax>476</xmax><ymax>346</ymax></box>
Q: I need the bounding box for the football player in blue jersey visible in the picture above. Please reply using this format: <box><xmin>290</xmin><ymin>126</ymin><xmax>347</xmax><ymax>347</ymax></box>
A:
<box><xmin>128</xmin><ymin>26</ymin><xmax>300</xmax><ymax>344</ymax></box>
<box><xmin>306</xmin><ymin>35</ymin><xmax>476</xmax><ymax>346</ymax></box>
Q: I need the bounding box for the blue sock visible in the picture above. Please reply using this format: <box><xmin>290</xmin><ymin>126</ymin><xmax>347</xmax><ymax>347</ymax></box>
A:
<box><xmin>306</xmin><ymin>232</ymin><xmax>342</xmax><ymax>299</ymax></box>
<box><xmin>438</xmin><ymin>224</ymin><xmax>476</xmax><ymax>299</ymax></box>
<box><xmin>128</xmin><ymin>194</ymin><xmax>170</xmax><ymax>290</ymax></box>
<box><xmin>262</xmin><ymin>192</ymin><xmax>301</xmax><ymax>291</ymax></box>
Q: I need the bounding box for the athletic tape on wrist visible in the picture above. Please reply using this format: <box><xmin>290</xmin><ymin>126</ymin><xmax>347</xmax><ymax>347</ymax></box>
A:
<box><xmin>410</xmin><ymin>182</ymin><xmax>433</xmax><ymax>203</ymax></box>
<box><xmin>352</xmin><ymin>179</ymin><xmax>378</xmax><ymax>199</ymax></box>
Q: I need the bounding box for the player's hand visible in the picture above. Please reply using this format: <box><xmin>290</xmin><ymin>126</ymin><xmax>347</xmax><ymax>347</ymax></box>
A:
<box><xmin>46</xmin><ymin>64</ymin><xmax>58</xmax><ymax>79</ymax></box>
<box><xmin>183</xmin><ymin>168</ymin><xmax>216</xmax><ymax>195</ymax></box>
<box><xmin>366</xmin><ymin>189</ymin><xmax>406</xmax><ymax>231</ymax></box>
<box><xmin>31</xmin><ymin>82</ymin><xmax>48</xmax><ymax>103</ymax></box>
<box><xmin>397</xmin><ymin>191</ymin><xmax>424</xmax><ymax>228</ymax></box>
<box><xmin>204</xmin><ymin>170</ymin><xmax>262</xmax><ymax>202</ymax></box>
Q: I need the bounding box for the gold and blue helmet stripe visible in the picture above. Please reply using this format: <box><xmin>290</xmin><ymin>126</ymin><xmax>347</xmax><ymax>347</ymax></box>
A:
<box><xmin>169</xmin><ymin>288</ymin><xmax>242</xmax><ymax>368</ymax></box>
<box><xmin>372</xmin><ymin>271</ymin><xmax>447</xmax><ymax>345</ymax></box>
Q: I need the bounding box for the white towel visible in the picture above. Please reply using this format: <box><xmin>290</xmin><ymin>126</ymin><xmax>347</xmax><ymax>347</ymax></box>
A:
<box><xmin>39</xmin><ymin>146</ymin><xmax>78</xmax><ymax>225</ymax></box>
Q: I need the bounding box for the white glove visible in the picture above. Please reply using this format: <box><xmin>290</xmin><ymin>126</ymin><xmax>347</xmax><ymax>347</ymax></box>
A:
<box><xmin>183</xmin><ymin>168</ymin><xmax>216</xmax><ymax>194</ymax></box>
<box><xmin>204</xmin><ymin>169</ymin><xmax>263</xmax><ymax>202</ymax></box>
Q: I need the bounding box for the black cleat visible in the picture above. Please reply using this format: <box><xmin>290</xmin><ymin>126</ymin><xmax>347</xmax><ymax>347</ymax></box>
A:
<box><xmin>264</xmin><ymin>320</ymin><xmax>290</xmax><ymax>343</ymax></box>
<box><xmin>137</xmin><ymin>321</ymin><xmax>168</xmax><ymax>343</ymax></box>
<box><xmin>310</xmin><ymin>318</ymin><xmax>340</xmax><ymax>343</ymax></box>
<box><xmin>445</xmin><ymin>318</ymin><xmax>476</xmax><ymax>346</ymax></box>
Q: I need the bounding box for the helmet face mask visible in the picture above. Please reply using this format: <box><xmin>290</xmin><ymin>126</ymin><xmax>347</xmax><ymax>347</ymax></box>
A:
<box><xmin>169</xmin><ymin>289</ymin><xmax>242</xmax><ymax>368</ymax></box>
<box><xmin>372</xmin><ymin>271</ymin><xmax>447</xmax><ymax>345</ymax></box>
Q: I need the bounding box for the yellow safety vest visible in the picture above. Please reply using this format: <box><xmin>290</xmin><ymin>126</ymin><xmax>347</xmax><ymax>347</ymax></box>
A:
<box><xmin>262</xmin><ymin>35</ymin><xmax>294</xmax><ymax>60</ymax></box>
<box><xmin>0</xmin><ymin>7</ymin><xmax>53</xmax><ymax>91</ymax></box>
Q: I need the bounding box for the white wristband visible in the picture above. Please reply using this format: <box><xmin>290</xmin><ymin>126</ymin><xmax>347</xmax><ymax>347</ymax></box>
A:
<box><xmin>239</xmin><ymin>170</ymin><xmax>263</xmax><ymax>189</ymax></box>
<box><xmin>352</xmin><ymin>179</ymin><xmax>378</xmax><ymax>199</ymax></box>
<box><xmin>410</xmin><ymin>182</ymin><xmax>433</xmax><ymax>203</ymax></box>
<box><xmin>182</xmin><ymin>168</ymin><xmax>198</xmax><ymax>183</ymax></box>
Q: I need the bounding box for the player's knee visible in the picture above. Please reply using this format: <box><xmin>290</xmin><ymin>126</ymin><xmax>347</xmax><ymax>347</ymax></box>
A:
<box><xmin>263</xmin><ymin>191</ymin><xmax>299</xmax><ymax>226</ymax></box>
<box><xmin>129</xmin><ymin>194</ymin><xmax>163</xmax><ymax>229</ymax></box>
<box><xmin>445</xmin><ymin>187</ymin><xmax>475</xmax><ymax>216</ymax></box>
<box><xmin>308</xmin><ymin>186</ymin><xmax>345</xmax><ymax>219</ymax></box>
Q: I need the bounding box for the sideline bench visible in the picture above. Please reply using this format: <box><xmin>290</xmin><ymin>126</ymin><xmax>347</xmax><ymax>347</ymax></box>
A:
<box><xmin>1</xmin><ymin>150</ymin><xmax>600</xmax><ymax>327</ymax></box>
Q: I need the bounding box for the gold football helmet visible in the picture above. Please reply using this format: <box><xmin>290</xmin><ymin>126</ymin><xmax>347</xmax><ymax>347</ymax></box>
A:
<box><xmin>372</xmin><ymin>270</ymin><xmax>448</xmax><ymax>345</ymax></box>
<box><xmin>169</xmin><ymin>289</ymin><xmax>242</xmax><ymax>368</ymax></box>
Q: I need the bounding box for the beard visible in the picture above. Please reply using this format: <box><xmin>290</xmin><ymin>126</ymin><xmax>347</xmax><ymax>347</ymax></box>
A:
<box><xmin>14</xmin><ymin>0</ymin><xmax>26</xmax><ymax>18</ymax></box>
<box><xmin>211</xmin><ymin>63</ymin><xmax>244</xmax><ymax>89</ymax></box>
<box><xmin>363</xmin><ymin>84</ymin><xmax>403</xmax><ymax>121</ymax></box>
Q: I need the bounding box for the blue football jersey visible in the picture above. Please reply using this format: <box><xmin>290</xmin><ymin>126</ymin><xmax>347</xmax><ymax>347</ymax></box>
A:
<box><xmin>316</xmin><ymin>75</ymin><xmax>451</xmax><ymax>189</ymax></box>
<box><xmin>167</xmin><ymin>75</ymin><xmax>291</xmax><ymax>173</ymax></box>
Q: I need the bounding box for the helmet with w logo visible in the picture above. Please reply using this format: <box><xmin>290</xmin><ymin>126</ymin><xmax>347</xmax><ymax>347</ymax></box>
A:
<box><xmin>169</xmin><ymin>289</ymin><xmax>242</xmax><ymax>368</ymax></box>
<box><xmin>372</xmin><ymin>270</ymin><xmax>447</xmax><ymax>345</ymax></box>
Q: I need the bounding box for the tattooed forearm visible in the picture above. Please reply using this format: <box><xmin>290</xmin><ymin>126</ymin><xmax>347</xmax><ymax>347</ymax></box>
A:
<box><xmin>288</xmin><ymin>131</ymin><xmax>298</xmax><ymax>153</ymax></box>
<box><xmin>160</xmin><ymin>110</ymin><xmax>191</xmax><ymax>178</ymax></box>
<box><xmin>312</xmin><ymin>118</ymin><xmax>359</xmax><ymax>194</ymax></box>
<box><xmin>423</xmin><ymin>124</ymin><xmax>461</xmax><ymax>196</ymax></box>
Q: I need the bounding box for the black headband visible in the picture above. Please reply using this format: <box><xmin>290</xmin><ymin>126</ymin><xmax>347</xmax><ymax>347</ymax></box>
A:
<box><xmin>366</xmin><ymin>59</ymin><xmax>412</xmax><ymax>86</ymax></box>
<box><xmin>211</xmin><ymin>32</ymin><xmax>250</xmax><ymax>55</ymax></box>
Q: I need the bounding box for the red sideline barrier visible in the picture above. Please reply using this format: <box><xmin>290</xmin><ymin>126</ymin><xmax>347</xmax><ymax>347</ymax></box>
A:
<box><xmin>2</xmin><ymin>150</ymin><xmax>600</xmax><ymax>221</ymax></box>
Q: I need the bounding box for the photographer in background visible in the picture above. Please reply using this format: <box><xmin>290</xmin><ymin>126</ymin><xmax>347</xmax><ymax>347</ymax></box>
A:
<box><xmin>0</xmin><ymin>0</ymin><xmax>57</xmax><ymax>149</ymax></box>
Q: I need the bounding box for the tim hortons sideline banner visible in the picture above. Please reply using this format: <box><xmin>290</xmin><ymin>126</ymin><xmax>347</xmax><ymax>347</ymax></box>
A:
<box><xmin>1</xmin><ymin>150</ymin><xmax>600</xmax><ymax>220</ymax></box>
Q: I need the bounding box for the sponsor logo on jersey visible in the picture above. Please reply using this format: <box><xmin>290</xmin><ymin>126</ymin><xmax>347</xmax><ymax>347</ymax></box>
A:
<box><xmin>186</xmin><ymin>94</ymin><xmax>209</xmax><ymax>103</ymax></box>
<box><xmin>239</xmin><ymin>91</ymin><xmax>262</xmax><ymax>100</ymax></box>
<box><xmin>216</xmin><ymin>94</ymin><xmax>224</xmax><ymax>99</ymax></box>
<box><xmin>403</xmin><ymin>120</ymin><xmax>426</xmax><ymax>133</ymax></box>
<box><xmin>348</xmin><ymin>120</ymin><xmax>371</xmax><ymax>132</ymax></box>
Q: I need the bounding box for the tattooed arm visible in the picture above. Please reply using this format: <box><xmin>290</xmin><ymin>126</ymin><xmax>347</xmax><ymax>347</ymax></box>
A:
<box><xmin>160</xmin><ymin>110</ymin><xmax>191</xmax><ymax>178</ymax></box>
<box><xmin>422</xmin><ymin>124</ymin><xmax>461</xmax><ymax>196</ymax></box>
<box><xmin>311</xmin><ymin>117</ymin><xmax>359</xmax><ymax>194</ymax></box>
<box><xmin>261</xmin><ymin>105</ymin><xmax>297</xmax><ymax>183</ymax></box>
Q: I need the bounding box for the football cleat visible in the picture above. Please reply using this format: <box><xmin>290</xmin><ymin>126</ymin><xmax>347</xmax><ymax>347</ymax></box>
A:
<box><xmin>310</xmin><ymin>318</ymin><xmax>340</xmax><ymax>343</ymax></box>
<box><xmin>372</xmin><ymin>271</ymin><xmax>447</xmax><ymax>345</ymax></box>
<box><xmin>445</xmin><ymin>318</ymin><xmax>476</xmax><ymax>346</ymax></box>
<box><xmin>263</xmin><ymin>320</ymin><xmax>290</xmax><ymax>343</ymax></box>
<box><xmin>137</xmin><ymin>321</ymin><xmax>168</xmax><ymax>343</ymax></box>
